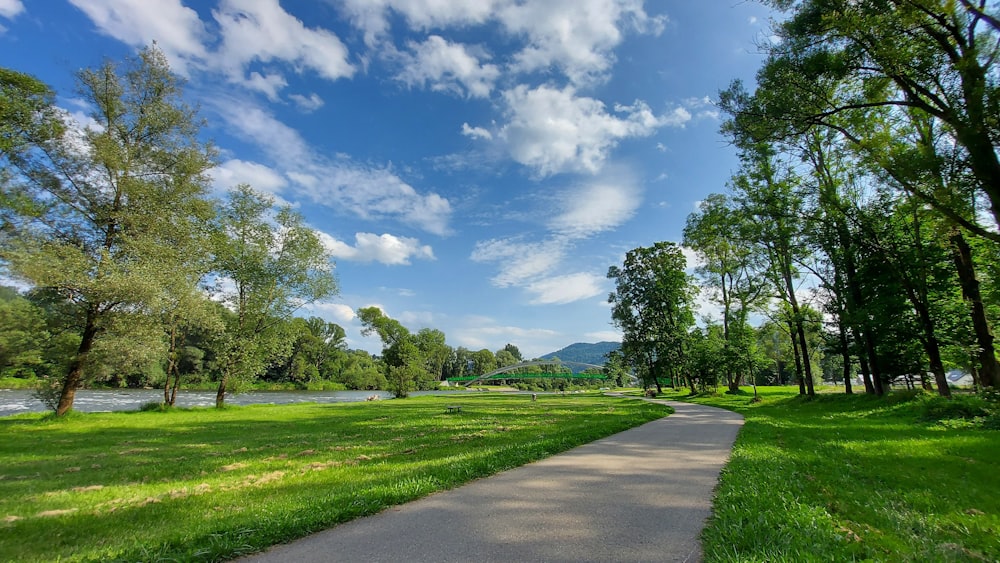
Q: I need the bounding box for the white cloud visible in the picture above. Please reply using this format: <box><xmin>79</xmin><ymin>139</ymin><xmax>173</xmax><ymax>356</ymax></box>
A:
<box><xmin>450</xmin><ymin>316</ymin><xmax>560</xmax><ymax>357</ymax></box>
<box><xmin>471</xmin><ymin>237</ymin><xmax>566</xmax><ymax>288</ymax></box>
<box><xmin>289</xmin><ymin>92</ymin><xmax>325</xmax><ymax>112</ymax></box>
<box><xmin>211</xmin><ymin>159</ymin><xmax>287</xmax><ymax>195</ymax></box>
<box><xmin>585</xmin><ymin>330</ymin><xmax>622</xmax><ymax>342</ymax></box>
<box><xmin>212</xmin><ymin>0</ymin><xmax>354</xmax><ymax>88</ymax></box>
<box><xmin>526</xmin><ymin>272</ymin><xmax>605</xmax><ymax>305</ymax></box>
<box><xmin>243</xmin><ymin>71</ymin><xmax>287</xmax><ymax>101</ymax></box>
<box><xmin>68</xmin><ymin>0</ymin><xmax>208</xmax><ymax>74</ymax></box>
<box><xmin>339</xmin><ymin>0</ymin><xmax>504</xmax><ymax>45</ymax></box>
<box><xmin>395</xmin><ymin>35</ymin><xmax>500</xmax><ymax>98</ymax></box>
<box><xmin>318</xmin><ymin>232</ymin><xmax>435</xmax><ymax>265</ymax></box>
<box><xmin>550</xmin><ymin>171</ymin><xmax>641</xmax><ymax>238</ymax></box>
<box><xmin>0</xmin><ymin>0</ymin><xmax>24</xmax><ymax>19</ymax></box>
<box><xmin>339</xmin><ymin>0</ymin><xmax>665</xmax><ymax>85</ymax></box>
<box><xmin>310</xmin><ymin>302</ymin><xmax>357</xmax><ymax>324</ymax></box>
<box><xmin>212</xmin><ymin>98</ymin><xmax>452</xmax><ymax>235</ymax></box>
<box><xmin>461</xmin><ymin>122</ymin><xmax>493</xmax><ymax>141</ymax></box>
<box><xmin>70</xmin><ymin>0</ymin><xmax>353</xmax><ymax>96</ymax></box>
<box><xmin>498</xmin><ymin>0</ymin><xmax>667</xmax><ymax>85</ymax></box>
<box><xmin>498</xmin><ymin>84</ymin><xmax>687</xmax><ymax>176</ymax></box>
<box><xmin>399</xmin><ymin>310</ymin><xmax>436</xmax><ymax>326</ymax></box>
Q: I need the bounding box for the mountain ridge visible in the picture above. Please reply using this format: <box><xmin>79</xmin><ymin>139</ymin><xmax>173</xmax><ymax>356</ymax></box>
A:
<box><xmin>538</xmin><ymin>341</ymin><xmax>620</xmax><ymax>369</ymax></box>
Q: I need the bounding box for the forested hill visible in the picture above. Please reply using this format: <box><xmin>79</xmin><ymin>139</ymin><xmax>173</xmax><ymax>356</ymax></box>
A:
<box><xmin>540</xmin><ymin>342</ymin><xmax>620</xmax><ymax>368</ymax></box>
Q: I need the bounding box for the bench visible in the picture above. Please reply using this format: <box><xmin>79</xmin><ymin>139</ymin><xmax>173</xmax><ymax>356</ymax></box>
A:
<box><xmin>445</xmin><ymin>405</ymin><xmax>462</xmax><ymax>414</ymax></box>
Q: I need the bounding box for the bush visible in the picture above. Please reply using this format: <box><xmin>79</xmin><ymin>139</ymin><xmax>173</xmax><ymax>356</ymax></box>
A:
<box><xmin>919</xmin><ymin>395</ymin><xmax>992</xmax><ymax>422</ymax></box>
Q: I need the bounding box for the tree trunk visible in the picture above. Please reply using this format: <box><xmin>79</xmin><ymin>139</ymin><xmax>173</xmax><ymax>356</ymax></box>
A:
<box><xmin>56</xmin><ymin>306</ymin><xmax>100</xmax><ymax>416</ymax></box>
<box><xmin>216</xmin><ymin>374</ymin><xmax>228</xmax><ymax>408</ymax></box>
<box><xmin>839</xmin><ymin>321</ymin><xmax>853</xmax><ymax>394</ymax></box>
<box><xmin>789</xmin><ymin>321</ymin><xmax>805</xmax><ymax>395</ymax></box>
<box><xmin>950</xmin><ymin>229</ymin><xmax>1000</xmax><ymax>388</ymax></box>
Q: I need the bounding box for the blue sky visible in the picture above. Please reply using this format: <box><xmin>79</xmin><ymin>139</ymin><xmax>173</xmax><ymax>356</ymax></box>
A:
<box><xmin>0</xmin><ymin>0</ymin><xmax>775</xmax><ymax>359</ymax></box>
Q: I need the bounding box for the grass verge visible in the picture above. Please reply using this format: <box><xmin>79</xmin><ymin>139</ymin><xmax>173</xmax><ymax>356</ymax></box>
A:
<box><xmin>0</xmin><ymin>393</ymin><xmax>668</xmax><ymax>562</ymax></box>
<box><xmin>658</xmin><ymin>386</ymin><xmax>1000</xmax><ymax>562</ymax></box>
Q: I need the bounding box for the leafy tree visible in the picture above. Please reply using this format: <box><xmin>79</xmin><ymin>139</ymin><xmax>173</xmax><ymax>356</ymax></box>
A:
<box><xmin>684</xmin><ymin>194</ymin><xmax>768</xmax><ymax>391</ymax></box>
<box><xmin>358</xmin><ymin>307</ymin><xmax>433</xmax><ymax>395</ymax></box>
<box><xmin>211</xmin><ymin>185</ymin><xmax>337</xmax><ymax>407</ymax></box>
<box><xmin>0</xmin><ymin>47</ymin><xmax>216</xmax><ymax>415</ymax></box>
<box><xmin>608</xmin><ymin>242</ymin><xmax>695</xmax><ymax>394</ymax></box>
<box><xmin>471</xmin><ymin>348</ymin><xmax>497</xmax><ymax>375</ymax></box>
<box><xmin>502</xmin><ymin>343</ymin><xmax>523</xmax><ymax>362</ymax></box>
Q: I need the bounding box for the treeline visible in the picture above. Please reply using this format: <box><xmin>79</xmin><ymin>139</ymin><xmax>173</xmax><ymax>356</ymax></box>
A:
<box><xmin>2</xmin><ymin>47</ymin><xmax>613</xmax><ymax>414</ymax></box>
<box><xmin>610</xmin><ymin>1</ymin><xmax>1000</xmax><ymax>398</ymax></box>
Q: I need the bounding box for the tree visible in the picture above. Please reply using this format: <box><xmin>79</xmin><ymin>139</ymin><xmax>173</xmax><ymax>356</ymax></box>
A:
<box><xmin>0</xmin><ymin>48</ymin><xmax>217</xmax><ymax>415</ymax></box>
<box><xmin>608</xmin><ymin>242</ymin><xmax>695</xmax><ymax>394</ymax></box>
<box><xmin>684</xmin><ymin>196</ymin><xmax>768</xmax><ymax>392</ymax></box>
<box><xmin>502</xmin><ymin>343</ymin><xmax>523</xmax><ymax>362</ymax></box>
<box><xmin>211</xmin><ymin>185</ymin><xmax>338</xmax><ymax>407</ymax></box>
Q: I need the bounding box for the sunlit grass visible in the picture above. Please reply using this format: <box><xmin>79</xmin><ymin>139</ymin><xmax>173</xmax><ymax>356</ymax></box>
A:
<box><xmin>658</xmin><ymin>386</ymin><xmax>1000</xmax><ymax>562</ymax></box>
<box><xmin>0</xmin><ymin>394</ymin><xmax>668</xmax><ymax>562</ymax></box>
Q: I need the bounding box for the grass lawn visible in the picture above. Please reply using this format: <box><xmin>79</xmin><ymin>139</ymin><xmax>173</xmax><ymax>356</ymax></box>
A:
<box><xmin>0</xmin><ymin>393</ymin><xmax>668</xmax><ymax>562</ymax></box>
<box><xmin>658</xmin><ymin>386</ymin><xmax>1000</xmax><ymax>562</ymax></box>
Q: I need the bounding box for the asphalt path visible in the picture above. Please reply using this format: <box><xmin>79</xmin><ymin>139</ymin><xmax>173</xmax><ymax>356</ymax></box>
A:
<box><xmin>241</xmin><ymin>399</ymin><xmax>743</xmax><ymax>563</ymax></box>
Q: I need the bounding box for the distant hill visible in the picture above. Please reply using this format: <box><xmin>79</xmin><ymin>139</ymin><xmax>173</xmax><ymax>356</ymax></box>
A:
<box><xmin>539</xmin><ymin>342</ymin><xmax>620</xmax><ymax>370</ymax></box>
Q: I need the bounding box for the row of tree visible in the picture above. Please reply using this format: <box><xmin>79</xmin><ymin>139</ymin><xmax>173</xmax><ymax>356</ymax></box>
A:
<box><xmin>1</xmin><ymin>46</ymin><xmax>622</xmax><ymax>415</ymax></box>
<box><xmin>609</xmin><ymin>0</ymin><xmax>1000</xmax><ymax>398</ymax></box>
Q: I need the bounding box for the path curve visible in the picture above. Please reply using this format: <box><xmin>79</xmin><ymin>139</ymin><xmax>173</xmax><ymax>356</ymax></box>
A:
<box><xmin>241</xmin><ymin>399</ymin><xmax>743</xmax><ymax>563</ymax></box>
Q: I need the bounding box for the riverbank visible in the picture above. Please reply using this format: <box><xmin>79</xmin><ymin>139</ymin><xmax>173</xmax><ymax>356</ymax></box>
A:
<box><xmin>0</xmin><ymin>394</ymin><xmax>669</xmax><ymax>562</ymax></box>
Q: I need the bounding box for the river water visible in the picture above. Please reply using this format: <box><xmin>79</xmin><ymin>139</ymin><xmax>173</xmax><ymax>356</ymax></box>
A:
<box><xmin>0</xmin><ymin>388</ymin><xmax>461</xmax><ymax>417</ymax></box>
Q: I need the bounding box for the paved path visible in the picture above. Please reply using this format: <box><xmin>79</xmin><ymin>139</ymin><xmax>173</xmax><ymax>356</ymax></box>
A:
<box><xmin>242</xmin><ymin>400</ymin><xmax>743</xmax><ymax>563</ymax></box>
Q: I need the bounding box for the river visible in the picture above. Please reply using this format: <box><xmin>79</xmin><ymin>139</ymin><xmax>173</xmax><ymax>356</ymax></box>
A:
<box><xmin>0</xmin><ymin>388</ymin><xmax>463</xmax><ymax>417</ymax></box>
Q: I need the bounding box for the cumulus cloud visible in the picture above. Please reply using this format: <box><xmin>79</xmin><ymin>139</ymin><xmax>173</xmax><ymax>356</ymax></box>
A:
<box><xmin>0</xmin><ymin>0</ymin><xmax>24</xmax><ymax>20</ymax></box>
<box><xmin>499</xmin><ymin>0</ymin><xmax>667</xmax><ymax>85</ymax></box>
<box><xmin>461</xmin><ymin>122</ymin><xmax>493</xmax><ymax>141</ymax></box>
<box><xmin>309</xmin><ymin>302</ymin><xmax>357</xmax><ymax>324</ymax></box>
<box><xmin>339</xmin><ymin>0</ymin><xmax>664</xmax><ymax>85</ymax></box>
<box><xmin>394</xmin><ymin>35</ymin><xmax>500</xmax><ymax>98</ymax></box>
<box><xmin>212</xmin><ymin>0</ymin><xmax>355</xmax><ymax>88</ymax></box>
<box><xmin>497</xmin><ymin>84</ymin><xmax>688</xmax><ymax>176</ymax></box>
<box><xmin>318</xmin><ymin>232</ymin><xmax>435</xmax><ymax>265</ymax></box>
<box><xmin>70</xmin><ymin>0</ymin><xmax>353</xmax><ymax>97</ymax></box>
<box><xmin>68</xmin><ymin>0</ymin><xmax>208</xmax><ymax>73</ymax></box>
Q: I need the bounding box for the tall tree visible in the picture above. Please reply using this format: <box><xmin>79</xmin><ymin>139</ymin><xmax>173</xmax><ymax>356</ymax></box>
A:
<box><xmin>608</xmin><ymin>242</ymin><xmax>695</xmax><ymax>394</ymax></box>
<box><xmin>211</xmin><ymin>185</ymin><xmax>337</xmax><ymax>407</ymax></box>
<box><xmin>0</xmin><ymin>48</ymin><xmax>216</xmax><ymax>415</ymax></box>
<box><xmin>684</xmin><ymin>194</ymin><xmax>769</xmax><ymax>392</ymax></box>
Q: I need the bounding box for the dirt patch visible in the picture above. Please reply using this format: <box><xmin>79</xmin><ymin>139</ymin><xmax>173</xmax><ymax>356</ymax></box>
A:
<box><xmin>220</xmin><ymin>462</ymin><xmax>248</xmax><ymax>472</ymax></box>
<box><xmin>37</xmin><ymin>508</ymin><xmax>78</xmax><ymax>518</ymax></box>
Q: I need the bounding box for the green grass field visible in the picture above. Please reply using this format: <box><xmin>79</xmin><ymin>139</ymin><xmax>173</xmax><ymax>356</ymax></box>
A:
<box><xmin>659</xmin><ymin>386</ymin><xmax>1000</xmax><ymax>562</ymax></box>
<box><xmin>0</xmin><ymin>393</ymin><xmax>668</xmax><ymax>562</ymax></box>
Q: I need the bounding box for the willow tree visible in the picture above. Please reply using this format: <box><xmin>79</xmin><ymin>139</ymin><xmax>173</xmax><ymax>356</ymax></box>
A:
<box><xmin>0</xmin><ymin>48</ymin><xmax>216</xmax><ymax>415</ymax></box>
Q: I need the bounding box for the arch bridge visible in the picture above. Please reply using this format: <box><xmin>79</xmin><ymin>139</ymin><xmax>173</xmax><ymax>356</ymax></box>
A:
<box><xmin>449</xmin><ymin>359</ymin><xmax>608</xmax><ymax>387</ymax></box>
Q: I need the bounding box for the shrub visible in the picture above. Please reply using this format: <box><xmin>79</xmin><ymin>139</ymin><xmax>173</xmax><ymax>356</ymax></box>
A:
<box><xmin>919</xmin><ymin>395</ymin><xmax>992</xmax><ymax>422</ymax></box>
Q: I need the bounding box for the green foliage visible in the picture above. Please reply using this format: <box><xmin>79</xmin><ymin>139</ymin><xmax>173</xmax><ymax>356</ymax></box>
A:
<box><xmin>662</xmin><ymin>386</ymin><xmax>1000</xmax><ymax>561</ymax></box>
<box><xmin>211</xmin><ymin>185</ymin><xmax>338</xmax><ymax>406</ymax></box>
<box><xmin>608</xmin><ymin>242</ymin><xmax>695</xmax><ymax>391</ymax></box>
<box><xmin>918</xmin><ymin>395</ymin><xmax>993</xmax><ymax>422</ymax></box>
